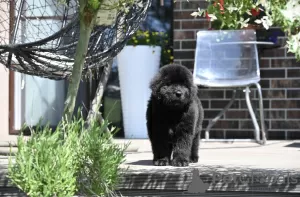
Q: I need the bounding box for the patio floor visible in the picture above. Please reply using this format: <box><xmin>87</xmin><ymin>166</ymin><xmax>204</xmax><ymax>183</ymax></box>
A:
<box><xmin>1</xmin><ymin>139</ymin><xmax>300</xmax><ymax>196</ymax></box>
<box><xmin>117</xmin><ymin>140</ymin><xmax>300</xmax><ymax>193</ymax></box>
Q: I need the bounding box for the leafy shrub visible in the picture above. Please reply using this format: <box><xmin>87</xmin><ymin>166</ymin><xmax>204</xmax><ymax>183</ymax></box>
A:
<box><xmin>77</xmin><ymin>119</ymin><xmax>128</xmax><ymax>196</ymax></box>
<box><xmin>7</xmin><ymin>115</ymin><xmax>128</xmax><ymax>197</ymax></box>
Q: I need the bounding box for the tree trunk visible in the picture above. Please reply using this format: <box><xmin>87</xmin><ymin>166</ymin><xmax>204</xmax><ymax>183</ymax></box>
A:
<box><xmin>86</xmin><ymin>16</ymin><xmax>124</xmax><ymax>127</ymax></box>
<box><xmin>86</xmin><ymin>60</ymin><xmax>113</xmax><ymax>127</ymax></box>
<box><xmin>63</xmin><ymin>1</ymin><xmax>96</xmax><ymax>121</ymax></box>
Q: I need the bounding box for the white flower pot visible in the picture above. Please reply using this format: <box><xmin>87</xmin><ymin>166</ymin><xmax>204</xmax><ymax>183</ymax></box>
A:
<box><xmin>117</xmin><ymin>45</ymin><xmax>161</xmax><ymax>139</ymax></box>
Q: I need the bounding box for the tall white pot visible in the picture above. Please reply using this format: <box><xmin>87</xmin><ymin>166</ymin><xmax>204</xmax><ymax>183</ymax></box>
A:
<box><xmin>117</xmin><ymin>45</ymin><xmax>161</xmax><ymax>139</ymax></box>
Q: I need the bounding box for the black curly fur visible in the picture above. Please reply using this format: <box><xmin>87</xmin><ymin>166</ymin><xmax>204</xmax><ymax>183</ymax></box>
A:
<box><xmin>146</xmin><ymin>64</ymin><xmax>204</xmax><ymax>167</ymax></box>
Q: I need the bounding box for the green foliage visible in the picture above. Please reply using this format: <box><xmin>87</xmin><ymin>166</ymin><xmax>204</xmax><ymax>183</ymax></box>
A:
<box><xmin>270</xmin><ymin>0</ymin><xmax>300</xmax><ymax>60</ymax></box>
<box><xmin>192</xmin><ymin>0</ymin><xmax>264</xmax><ymax>29</ymax></box>
<box><xmin>77</xmin><ymin>119</ymin><xmax>128</xmax><ymax>196</ymax></box>
<box><xmin>126</xmin><ymin>30</ymin><xmax>174</xmax><ymax>65</ymax></box>
<box><xmin>127</xmin><ymin>30</ymin><xmax>168</xmax><ymax>47</ymax></box>
<box><xmin>87</xmin><ymin>0</ymin><xmax>102</xmax><ymax>10</ymax></box>
<box><xmin>7</xmin><ymin>125</ymin><xmax>79</xmax><ymax>197</ymax></box>
<box><xmin>7</xmin><ymin>114</ymin><xmax>128</xmax><ymax>197</ymax></box>
<box><xmin>190</xmin><ymin>0</ymin><xmax>300</xmax><ymax>61</ymax></box>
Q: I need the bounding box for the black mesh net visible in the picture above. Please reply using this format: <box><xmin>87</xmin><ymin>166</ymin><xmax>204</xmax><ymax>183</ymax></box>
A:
<box><xmin>0</xmin><ymin>0</ymin><xmax>151</xmax><ymax>80</ymax></box>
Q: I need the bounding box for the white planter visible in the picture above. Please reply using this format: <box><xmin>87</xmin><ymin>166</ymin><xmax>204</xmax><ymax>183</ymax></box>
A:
<box><xmin>117</xmin><ymin>45</ymin><xmax>161</xmax><ymax>139</ymax></box>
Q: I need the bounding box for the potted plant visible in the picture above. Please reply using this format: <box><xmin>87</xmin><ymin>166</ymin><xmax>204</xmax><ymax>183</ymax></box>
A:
<box><xmin>117</xmin><ymin>30</ymin><xmax>173</xmax><ymax>139</ymax></box>
<box><xmin>191</xmin><ymin>0</ymin><xmax>300</xmax><ymax>60</ymax></box>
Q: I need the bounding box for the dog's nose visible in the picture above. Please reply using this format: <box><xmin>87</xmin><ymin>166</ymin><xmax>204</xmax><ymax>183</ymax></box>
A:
<box><xmin>175</xmin><ymin>91</ymin><xmax>182</xmax><ymax>97</ymax></box>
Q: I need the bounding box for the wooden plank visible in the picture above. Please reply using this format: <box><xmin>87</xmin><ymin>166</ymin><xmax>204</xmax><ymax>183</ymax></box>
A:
<box><xmin>1</xmin><ymin>141</ymin><xmax>300</xmax><ymax>194</ymax></box>
<box><xmin>2</xmin><ymin>169</ymin><xmax>300</xmax><ymax>193</ymax></box>
<box><xmin>116</xmin><ymin>190</ymin><xmax>300</xmax><ymax>197</ymax></box>
<box><xmin>1</xmin><ymin>188</ymin><xmax>300</xmax><ymax>197</ymax></box>
<box><xmin>117</xmin><ymin>169</ymin><xmax>300</xmax><ymax>193</ymax></box>
<box><xmin>0</xmin><ymin>188</ymin><xmax>27</xmax><ymax>197</ymax></box>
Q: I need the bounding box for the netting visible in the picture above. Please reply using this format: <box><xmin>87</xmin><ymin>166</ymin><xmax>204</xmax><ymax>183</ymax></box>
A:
<box><xmin>0</xmin><ymin>0</ymin><xmax>151</xmax><ymax>80</ymax></box>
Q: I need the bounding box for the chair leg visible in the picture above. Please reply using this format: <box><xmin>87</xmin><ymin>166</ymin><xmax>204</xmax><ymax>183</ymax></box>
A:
<box><xmin>205</xmin><ymin>89</ymin><xmax>237</xmax><ymax>140</ymax></box>
<box><xmin>255</xmin><ymin>82</ymin><xmax>267</xmax><ymax>145</ymax></box>
<box><xmin>244</xmin><ymin>86</ymin><xmax>260</xmax><ymax>143</ymax></box>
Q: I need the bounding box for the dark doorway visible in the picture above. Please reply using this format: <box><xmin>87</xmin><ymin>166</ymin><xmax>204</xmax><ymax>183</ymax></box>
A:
<box><xmin>101</xmin><ymin>0</ymin><xmax>174</xmax><ymax>138</ymax></box>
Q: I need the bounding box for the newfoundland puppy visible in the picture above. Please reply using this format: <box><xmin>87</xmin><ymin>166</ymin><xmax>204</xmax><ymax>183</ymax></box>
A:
<box><xmin>146</xmin><ymin>64</ymin><xmax>204</xmax><ymax>167</ymax></box>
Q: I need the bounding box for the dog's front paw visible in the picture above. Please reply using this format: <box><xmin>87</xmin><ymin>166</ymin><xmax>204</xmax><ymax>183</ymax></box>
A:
<box><xmin>189</xmin><ymin>156</ymin><xmax>199</xmax><ymax>163</ymax></box>
<box><xmin>171</xmin><ymin>157</ymin><xmax>189</xmax><ymax>167</ymax></box>
<box><xmin>153</xmin><ymin>158</ymin><xmax>169</xmax><ymax>166</ymax></box>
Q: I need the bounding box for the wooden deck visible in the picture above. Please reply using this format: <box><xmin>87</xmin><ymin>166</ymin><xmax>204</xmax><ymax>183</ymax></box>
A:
<box><xmin>1</xmin><ymin>140</ymin><xmax>300</xmax><ymax>196</ymax></box>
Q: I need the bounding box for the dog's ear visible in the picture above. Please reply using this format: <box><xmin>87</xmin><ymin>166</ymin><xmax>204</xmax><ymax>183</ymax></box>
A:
<box><xmin>149</xmin><ymin>73</ymin><xmax>162</xmax><ymax>97</ymax></box>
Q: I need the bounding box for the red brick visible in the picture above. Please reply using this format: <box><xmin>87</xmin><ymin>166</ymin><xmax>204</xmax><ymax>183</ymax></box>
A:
<box><xmin>173</xmin><ymin>21</ymin><xmax>180</xmax><ymax>29</ymax></box>
<box><xmin>174</xmin><ymin>11</ymin><xmax>199</xmax><ymax>20</ymax></box>
<box><xmin>174</xmin><ymin>31</ymin><xmax>194</xmax><ymax>40</ymax></box>
<box><xmin>287</xmin><ymin>111</ymin><xmax>300</xmax><ymax>119</ymax></box>
<box><xmin>259</xmin><ymin>59</ymin><xmax>270</xmax><ymax>68</ymax></box>
<box><xmin>214</xmin><ymin>120</ymin><xmax>239</xmax><ymax>129</ymax></box>
<box><xmin>172</xmin><ymin>0</ymin><xmax>300</xmax><ymax>139</ymax></box>
<box><xmin>266</xmin><ymin>110</ymin><xmax>286</xmax><ymax>120</ymax></box>
<box><xmin>261</xmin><ymin>48</ymin><xmax>286</xmax><ymax>58</ymax></box>
<box><xmin>240</xmin><ymin>100</ymin><xmax>270</xmax><ymax>109</ymax></box>
<box><xmin>287</xmin><ymin>131</ymin><xmax>300</xmax><ymax>140</ymax></box>
<box><xmin>271</xmin><ymin>120</ymin><xmax>300</xmax><ymax>129</ymax></box>
<box><xmin>287</xmin><ymin>69</ymin><xmax>300</xmax><ymax>77</ymax></box>
<box><xmin>271</xmin><ymin>59</ymin><xmax>300</xmax><ymax>68</ymax></box>
<box><xmin>181</xmin><ymin>0</ymin><xmax>208</xmax><ymax>10</ymax></box>
<box><xmin>211</xmin><ymin>100</ymin><xmax>239</xmax><ymax>109</ymax></box>
<box><xmin>287</xmin><ymin>90</ymin><xmax>300</xmax><ymax>98</ymax></box>
<box><xmin>200</xmin><ymin>100</ymin><xmax>209</xmax><ymax>108</ymax></box>
<box><xmin>260</xmin><ymin>79</ymin><xmax>270</xmax><ymax>88</ymax></box>
<box><xmin>208</xmin><ymin>130</ymin><xmax>225</xmax><ymax>139</ymax></box>
<box><xmin>204</xmin><ymin>110</ymin><xmax>222</xmax><ymax>119</ymax></box>
<box><xmin>181</xmin><ymin>20</ymin><xmax>210</xmax><ymax>29</ymax></box>
<box><xmin>262</xmin><ymin>90</ymin><xmax>285</xmax><ymax>98</ymax></box>
<box><xmin>240</xmin><ymin>120</ymin><xmax>257</xmax><ymax>129</ymax></box>
<box><xmin>181</xmin><ymin>60</ymin><xmax>194</xmax><ymax>69</ymax></box>
<box><xmin>226</xmin><ymin>130</ymin><xmax>254</xmax><ymax>139</ymax></box>
<box><xmin>173</xmin><ymin>50</ymin><xmax>194</xmax><ymax>59</ymax></box>
<box><xmin>173</xmin><ymin>41</ymin><xmax>180</xmax><ymax>49</ymax></box>
<box><xmin>182</xmin><ymin>40</ymin><xmax>196</xmax><ymax>49</ymax></box>
<box><xmin>225</xmin><ymin>110</ymin><xmax>249</xmax><ymax>119</ymax></box>
<box><xmin>268</xmin><ymin>131</ymin><xmax>285</xmax><ymax>140</ymax></box>
<box><xmin>260</xmin><ymin>69</ymin><xmax>285</xmax><ymax>78</ymax></box>
<box><xmin>271</xmin><ymin>79</ymin><xmax>300</xmax><ymax>88</ymax></box>
<box><xmin>174</xmin><ymin>1</ymin><xmax>180</xmax><ymax>9</ymax></box>
<box><xmin>271</xmin><ymin>100</ymin><xmax>300</xmax><ymax>108</ymax></box>
<box><xmin>198</xmin><ymin>90</ymin><xmax>224</xmax><ymax>99</ymax></box>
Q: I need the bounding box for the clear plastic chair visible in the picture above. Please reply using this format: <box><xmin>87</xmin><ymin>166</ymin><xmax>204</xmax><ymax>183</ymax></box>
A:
<box><xmin>193</xmin><ymin>29</ymin><xmax>269</xmax><ymax>145</ymax></box>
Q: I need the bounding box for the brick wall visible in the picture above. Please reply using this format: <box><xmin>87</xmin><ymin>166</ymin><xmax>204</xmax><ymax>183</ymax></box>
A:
<box><xmin>173</xmin><ymin>0</ymin><xmax>300</xmax><ymax>140</ymax></box>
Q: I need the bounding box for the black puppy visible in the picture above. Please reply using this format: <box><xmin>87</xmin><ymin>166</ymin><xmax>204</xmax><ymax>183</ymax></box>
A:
<box><xmin>146</xmin><ymin>64</ymin><xmax>204</xmax><ymax>167</ymax></box>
